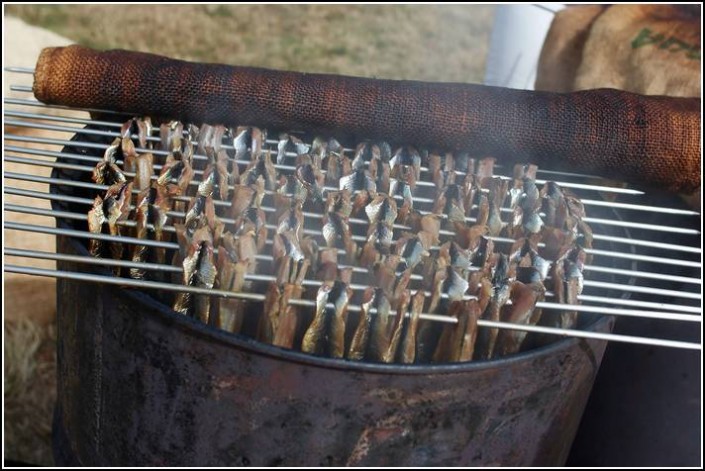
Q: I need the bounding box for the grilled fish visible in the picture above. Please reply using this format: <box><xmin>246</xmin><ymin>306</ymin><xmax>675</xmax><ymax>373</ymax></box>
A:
<box><xmin>172</xmin><ymin>226</ymin><xmax>217</xmax><ymax>323</ymax></box>
<box><xmin>301</xmin><ymin>282</ymin><xmax>334</xmax><ymax>356</ymax></box>
<box><xmin>216</xmin><ymin>254</ymin><xmax>249</xmax><ymax>333</ymax></box>
<box><xmin>399</xmin><ymin>290</ymin><xmax>424</xmax><ymax>364</ymax></box>
<box><xmin>323</xmin><ymin>211</ymin><xmax>357</xmax><ymax>260</ymax></box>
<box><xmin>390</xmin><ymin>146</ymin><xmax>421</xmax><ymax>182</ymax></box>
<box><xmin>259</xmin><ymin>283</ymin><xmax>282</xmax><ymax>343</ymax></box>
<box><xmin>277</xmin><ymin>133</ymin><xmax>310</xmax><ymax>165</ymax></box>
<box><xmin>389</xmin><ymin>177</ymin><xmax>413</xmax><ymax>221</ymax></box>
<box><xmin>276</xmin><ymin>175</ymin><xmax>306</xmax><ymax>205</ymax></box>
<box><xmin>347</xmin><ymin>287</ymin><xmax>376</xmax><ymax>361</ymax></box>
<box><xmin>241</xmin><ymin>151</ymin><xmax>277</xmax><ymax>190</ymax></box>
<box><xmin>340</xmin><ymin>168</ymin><xmax>376</xmax><ymax>214</ymax></box>
<box><xmin>493</xmin><ymin>280</ymin><xmax>545</xmax><ymax>357</ymax></box>
<box><xmin>160</xmin><ymin>120</ymin><xmax>183</xmax><ymax>155</ymax></box>
<box><xmin>272</xmin><ymin>283</ymin><xmax>306</xmax><ymax>349</ymax></box>
<box><xmin>325</xmin><ymin>190</ymin><xmax>353</xmax><ymax>218</ymax></box>
<box><xmin>475</xmin><ymin>253</ymin><xmax>513</xmax><ymax>360</ymax></box>
<box><xmin>296</xmin><ymin>163</ymin><xmax>325</xmax><ymax>204</ymax></box>
<box><xmin>93</xmin><ymin>138</ymin><xmax>127</xmax><ymax>185</ymax></box>
<box><xmin>365</xmin><ymin>195</ymin><xmax>397</xmax><ymax>227</ymax></box>
<box><xmin>486</xmin><ymin>178</ymin><xmax>508</xmax><ymax>236</ymax></box>
<box><xmin>233</xmin><ymin>126</ymin><xmax>266</xmax><ymax>162</ymax></box>
<box><xmin>324</xmin><ymin>149</ymin><xmax>352</xmax><ymax>186</ymax></box>
<box><xmin>433</xmin><ymin>299</ymin><xmax>481</xmax><ymax>363</ymax></box>
<box><xmin>394</xmin><ymin>231</ymin><xmax>433</xmax><ymax>271</ymax></box>
<box><xmin>434</xmin><ymin>183</ymin><xmax>466</xmax><ymax>224</ymax></box>
<box><xmin>277</xmin><ymin>201</ymin><xmax>304</xmax><ymax>240</ymax></box>
<box><xmin>230</xmin><ymin>181</ymin><xmax>263</xmax><ymax>220</ymax></box>
<box><xmin>124</xmin><ymin>152</ymin><xmax>154</xmax><ymax>191</ymax></box>
<box><xmin>381</xmin><ymin>289</ymin><xmax>411</xmax><ymax>363</ymax></box>
<box><xmin>87</xmin><ymin>181</ymin><xmax>133</xmax><ymax>271</ymax></box>
<box><xmin>129</xmin><ymin>187</ymin><xmax>152</xmax><ymax>279</ymax></box>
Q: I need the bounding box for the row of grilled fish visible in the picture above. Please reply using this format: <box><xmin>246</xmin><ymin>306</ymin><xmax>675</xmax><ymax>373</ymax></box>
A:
<box><xmin>85</xmin><ymin>117</ymin><xmax>592</xmax><ymax>363</ymax></box>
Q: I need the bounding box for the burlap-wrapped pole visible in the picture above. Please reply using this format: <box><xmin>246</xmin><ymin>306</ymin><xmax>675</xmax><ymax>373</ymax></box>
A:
<box><xmin>34</xmin><ymin>45</ymin><xmax>700</xmax><ymax>194</ymax></box>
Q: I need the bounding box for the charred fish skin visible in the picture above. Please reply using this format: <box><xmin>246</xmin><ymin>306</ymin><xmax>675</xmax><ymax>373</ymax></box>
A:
<box><xmin>90</xmin><ymin>181</ymin><xmax>133</xmax><ymax>272</ymax></box>
<box><xmin>347</xmin><ymin>287</ymin><xmax>376</xmax><ymax>361</ymax></box>
<box><xmin>328</xmin><ymin>280</ymin><xmax>352</xmax><ymax>359</ymax></box>
<box><xmin>295</xmin><ymin>163</ymin><xmax>325</xmax><ymax>204</ymax></box>
<box><xmin>277</xmin><ymin>133</ymin><xmax>310</xmax><ymax>165</ymax></box>
<box><xmin>493</xmin><ymin>280</ymin><xmax>545</xmax><ymax>358</ymax></box>
<box><xmin>301</xmin><ymin>282</ymin><xmax>333</xmax><ymax>356</ymax></box>
<box><xmin>129</xmin><ymin>188</ymin><xmax>151</xmax><ymax>280</ymax></box>
<box><xmin>382</xmin><ymin>289</ymin><xmax>411</xmax><ymax>363</ymax></box>
<box><xmin>399</xmin><ymin>290</ymin><xmax>425</xmax><ymax>364</ymax></box>
<box><xmin>173</xmin><ymin>227</ymin><xmax>217</xmax><ymax>323</ymax></box>
<box><xmin>272</xmin><ymin>283</ymin><xmax>304</xmax><ymax>349</ymax></box>
<box><xmin>476</xmin><ymin>254</ymin><xmax>513</xmax><ymax>360</ymax></box>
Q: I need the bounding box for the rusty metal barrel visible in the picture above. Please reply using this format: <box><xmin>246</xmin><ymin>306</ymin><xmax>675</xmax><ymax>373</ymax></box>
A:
<box><xmin>48</xmin><ymin>131</ymin><xmax>617</xmax><ymax>467</ymax></box>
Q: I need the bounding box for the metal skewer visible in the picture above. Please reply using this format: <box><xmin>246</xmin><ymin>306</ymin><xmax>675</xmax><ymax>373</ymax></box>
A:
<box><xmin>5</xmin><ymin>265</ymin><xmax>700</xmax><ymax>351</ymax></box>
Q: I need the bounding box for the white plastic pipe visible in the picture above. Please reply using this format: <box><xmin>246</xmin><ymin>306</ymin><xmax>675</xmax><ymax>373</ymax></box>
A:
<box><xmin>484</xmin><ymin>3</ymin><xmax>565</xmax><ymax>90</ymax></box>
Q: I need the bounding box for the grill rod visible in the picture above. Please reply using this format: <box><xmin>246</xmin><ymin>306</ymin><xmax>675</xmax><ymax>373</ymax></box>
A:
<box><xmin>6</xmin><ymin>154</ymin><xmax>696</xmax><ymax>256</ymax></box>
<box><xmin>5</xmin><ymin>219</ymin><xmax>701</xmax><ymax>315</ymax></box>
<box><xmin>7</xmin><ymin>149</ymin><xmax>701</xmax><ymax>253</ymax></box>
<box><xmin>6</xmin><ymin>245</ymin><xmax>701</xmax><ymax>316</ymax></box>
<box><xmin>9</xmin><ymin>187</ymin><xmax>697</xmax><ymax>286</ymax></box>
<box><xmin>5</xmin><ymin>133</ymin><xmax>698</xmax><ymax>236</ymax></box>
<box><xmin>6</xmin><ymin>107</ymin><xmax>619</xmax><ymax>181</ymax></box>
<box><xmin>5</xmin><ymin>202</ymin><xmax>702</xmax><ymax>306</ymax></box>
<box><xmin>4</xmin><ymin>171</ymin><xmax>700</xmax><ymax>279</ymax></box>
<box><xmin>4</xmin><ymin>117</ymin><xmax>660</xmax><ymax>200</ymax></box>
<box><xmin>5</xmin><ymin>265</ymin><xmax>700</xmax><ymax>351</ymax></box>
<box><xmin>7</xmin><ymin>170</ymin><xmax>701</xmax><ymax>270</ymax></box>
<box><xmin>4</xmin><ymin>166</ymin><xmax>522</xmax><ymax>249</ymax></box>
<box><xmin>6</xmin><ymin>136</ymin><xmax>701</xmax><ymax>257</ymax></box>
<box><xmin>4</xmin><ymin>153</ymin><xmax>523</xmax><ymax>245</ymax></box>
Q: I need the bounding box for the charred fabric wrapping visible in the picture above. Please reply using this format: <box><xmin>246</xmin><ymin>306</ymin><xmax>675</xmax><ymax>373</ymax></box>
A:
<box><xmin>35</xmin><ymin>45</ymin><xmax>700</xmax><ymax>194</ymax></box>
<box><xmin>85</xmin><ymin>116</ymin><xmax>593</xmax><ymax>364</ymax></box>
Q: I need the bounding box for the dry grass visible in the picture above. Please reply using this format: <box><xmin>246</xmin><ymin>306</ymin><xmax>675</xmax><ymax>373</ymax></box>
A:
<box><xmin>4</xmin><ymin>319</ymin><xmax>57</xmax><ymax>465</ymax></box>
<box><xmin>3</xmin><ymin>4</ymin><xmax>493</xmax><ymax>465</ymax></box>
<box><xmin>5</xmin><ymin>4</ymin><xmax>493</xmax><ymax>82</ymax></box>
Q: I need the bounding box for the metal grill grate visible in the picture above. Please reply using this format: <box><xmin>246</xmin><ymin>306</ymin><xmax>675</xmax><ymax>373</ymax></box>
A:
<box><xmin>3</xmin><ymin>67</ymin><xmax>702</xmax><ymax>353</ymax></box>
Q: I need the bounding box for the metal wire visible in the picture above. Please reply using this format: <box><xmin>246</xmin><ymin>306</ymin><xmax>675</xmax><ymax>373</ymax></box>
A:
<box><xmin>4</xmin><ymin>71</ymin><xmax>701</xmax><ymax>353</ymax></box>
<box><xmin>7</xmin><ymin>161</ymin><xmax>702</xmax><ymax>270</ymax></box>
<box><xmin>5</xmin><ymin>172</ymin><xmax>701</xmax><ymax>286</ymax></box>
<box><xmin>4</xmin><ymin>265</ymin><xmax>700</xmax><ymax>351</ymax></box>
<box><xmin>5</xmin><ymin>203</ymin><xmax>702</xmax><ymax>313</ymax></box>
<box><xmin>6</xmin><ymin>150</ymin><xmax>701</xmax><ymax>252</ymax></box>
<box><xmin>4</xmin><ymin>130</ymin><xmax>699</xmax><ymax>234</ymax></box>
<box><xmin>7</xmin><ymin>245</ymin><xmax>700</xmax><ymax>320</ymax></box>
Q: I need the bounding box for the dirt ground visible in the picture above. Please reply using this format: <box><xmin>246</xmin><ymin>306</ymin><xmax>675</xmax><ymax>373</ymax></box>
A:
<box><xmin>4</xmin><ymin>4</ymin><xmax>494</xmax><ymax>465</ymax></box>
